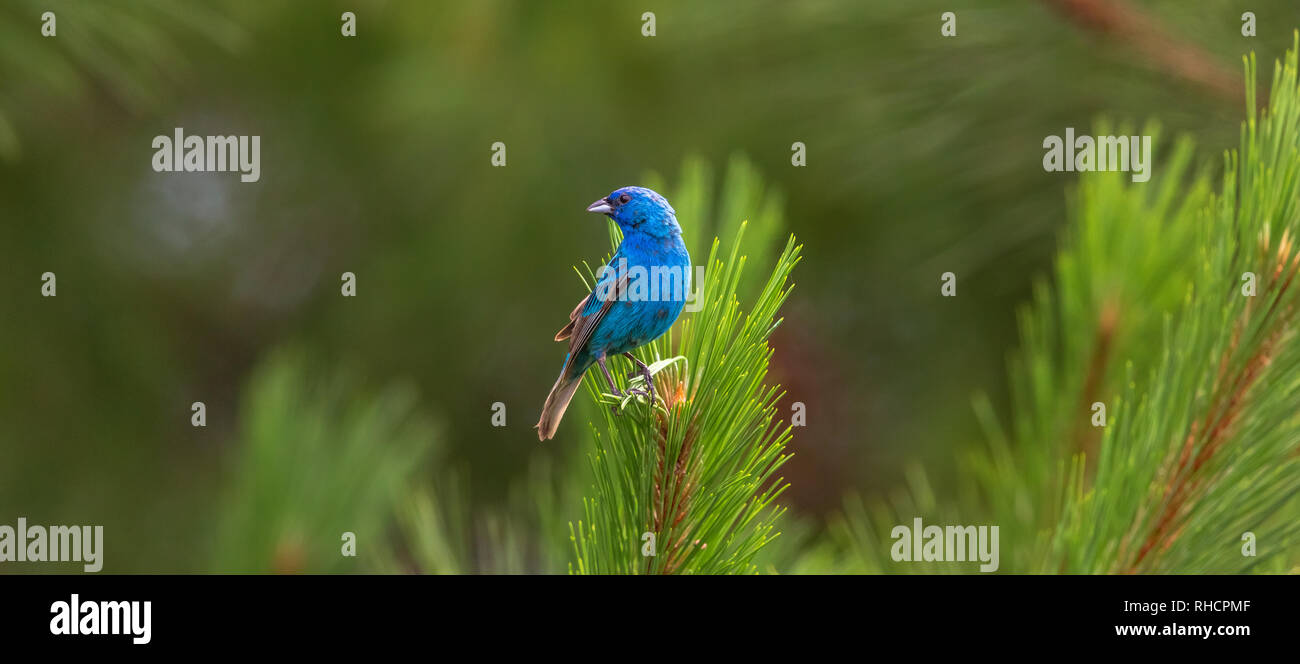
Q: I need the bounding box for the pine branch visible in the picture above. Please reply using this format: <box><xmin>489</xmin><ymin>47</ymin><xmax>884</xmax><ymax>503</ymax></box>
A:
<box><xmin>1042</xmin><ymin>37</ymin><xmax>1300</xmax><ymax>573</ymax></box>
<box><xmin>570</xmin><ymin>162</ymin><xmax>800</xmax><ymax>575</ymax></box>
<box><xmin>825</xmin><ymin>34</ymin><xmax>1300</xmax><ymax>575</ymax></box>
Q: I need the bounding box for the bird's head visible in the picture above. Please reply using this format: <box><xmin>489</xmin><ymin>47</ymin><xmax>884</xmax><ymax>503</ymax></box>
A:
<box><xmin>586</xmin><ymin>186</ymin><xmax>681</xmax><ymax>237</ymax></box>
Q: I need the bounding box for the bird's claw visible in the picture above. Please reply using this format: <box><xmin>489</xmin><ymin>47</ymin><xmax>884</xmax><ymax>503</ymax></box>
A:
<box><xmin>608</xmin><ymin>386</ymin><xmax>653</xmax><ymax>416</ymax></box>
<box><xmin>639</xmin><ymin>378</ymin><xmax>656</xmax><ymax>405</ymax></box>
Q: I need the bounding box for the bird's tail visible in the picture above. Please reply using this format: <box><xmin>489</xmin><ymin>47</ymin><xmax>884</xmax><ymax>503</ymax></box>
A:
<box><xmin>536</xmin><ymin>371</ymin><xmax>584</xmax><ymax>441</ymax></box>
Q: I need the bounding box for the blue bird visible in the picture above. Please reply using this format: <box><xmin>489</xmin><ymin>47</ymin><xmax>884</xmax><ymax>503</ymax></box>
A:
<box><xmin>536</xmin><ymin>186</ymin><xmax>691</xmax><ymax>440</ymax></box>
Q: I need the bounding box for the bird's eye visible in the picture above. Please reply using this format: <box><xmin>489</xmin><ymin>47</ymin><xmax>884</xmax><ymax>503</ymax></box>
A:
<box><xmin>618</xmin><ymin>194</ymin><xmax>631</xmax><ymax>205</ymax></box>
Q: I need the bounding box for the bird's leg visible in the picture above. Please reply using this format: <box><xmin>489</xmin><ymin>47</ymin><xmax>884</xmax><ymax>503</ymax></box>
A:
<box><xmin>597</xmin><ymin>356</ymin><xmax>623</xmax><ymax>396</ymax></box>
<box><xmin>622</xmin><ymin>352</ymin><xmax>655</xmax><ymax>403</ymax></box>
<box><xmin>596</xmin><ymin>356</ymin><xmax>625</xmax><ymax>415</ymax></box>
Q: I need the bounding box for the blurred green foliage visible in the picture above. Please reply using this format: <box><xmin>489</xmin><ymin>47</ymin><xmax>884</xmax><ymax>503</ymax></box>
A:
<box><xmin>211</xmin><ymin>349</ymin><xmax>433</xmax><ymax>573</ymax></box>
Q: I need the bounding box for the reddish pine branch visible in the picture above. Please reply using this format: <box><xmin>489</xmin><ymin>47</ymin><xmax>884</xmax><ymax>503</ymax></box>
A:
<box><xmin>1125</xmin><ymin>232</ymin><xmax>1300</xmax><ymax>572</ymax></box>
<box><xmin>1041</xmin><ymin>0</ymin><xmax>1243</xmax><ymax>103</ymax></box>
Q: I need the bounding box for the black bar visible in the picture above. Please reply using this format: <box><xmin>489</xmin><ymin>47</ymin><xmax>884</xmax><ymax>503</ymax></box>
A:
<box><xmin>0</xmin><ymin>574</ymin><xmax>1289</xmax><ymax>652</ymax></box>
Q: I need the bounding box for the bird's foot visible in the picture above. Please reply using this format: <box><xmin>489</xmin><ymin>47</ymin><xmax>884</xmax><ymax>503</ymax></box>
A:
<box><xmin>624</xmin><ymin>353</ymin><xmax>657</xmax><ymax>405</ymax></box>
<box><xmin>608</xmin><ymin>385</ymin><xmax>655</xmax><ymax>416</ymax></box>
<box><xmin>637</xmin><ymin>377</ymin><xmax>656</xmax><ymax>406</ymax></box>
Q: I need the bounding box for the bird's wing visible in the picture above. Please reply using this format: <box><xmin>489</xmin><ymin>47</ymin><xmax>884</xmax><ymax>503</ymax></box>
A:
<box><xmin>560</xmin><ymin>269</ymin><xmax>629</xmax><ymax>373</ymax></box>
<box><xmin>554</xmin><ymin>294</ymin><xmax>589</xmax><ymax>341</ymax></box>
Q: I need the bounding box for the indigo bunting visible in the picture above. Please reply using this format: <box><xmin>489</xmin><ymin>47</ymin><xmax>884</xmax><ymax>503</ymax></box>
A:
<box><xmin>536</xmin><ymin>186</ymin><xmax>691</xmax><ymax>440</ymax></box>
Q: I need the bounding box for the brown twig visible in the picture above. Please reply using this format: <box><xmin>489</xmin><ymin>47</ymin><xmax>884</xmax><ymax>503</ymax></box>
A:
<box><xmin>646</xmin><ymin>377</ymin><xmax>702</xmax><ymax>574</ymax></box>
<box><xmin>1041</xmin><ymin>0</ymin><xmax>1244</xmax><ymax>103</ymax></box>
<box><xmin>1073</xmin><ymin>298</ymin><xmax>1120</xmax><ymax>467</ymax></box>
<box><xmin>1126</xmin><ymin>232</ymin><xmax>1300</xmax><ymax>571</ymax></box>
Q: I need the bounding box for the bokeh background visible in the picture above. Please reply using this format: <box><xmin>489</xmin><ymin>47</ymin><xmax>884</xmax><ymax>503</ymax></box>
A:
<box><xmin>1</xmin><ymin>0</ymin><xmax>1296</xmax><ymax>572</ymax></box>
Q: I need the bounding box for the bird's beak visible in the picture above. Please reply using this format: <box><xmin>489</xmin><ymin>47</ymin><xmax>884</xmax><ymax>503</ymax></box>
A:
<box><xmin>586</xmin><ymin>197</ymin><xmax>613</xmax><ymax>215</ymax></box>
